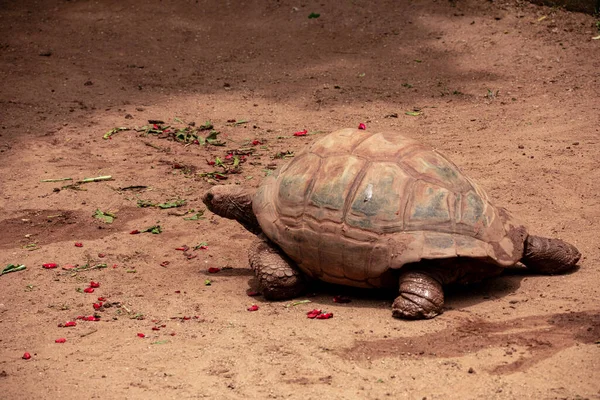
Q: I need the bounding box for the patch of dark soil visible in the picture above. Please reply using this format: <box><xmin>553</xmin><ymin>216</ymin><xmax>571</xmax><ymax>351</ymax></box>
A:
<box><xmin>0</xmin><ymin>208</ymin><xmax>147</xmax><ymax>249</ymax></box>
<box><xmin>339</xmin><ymin>310</ymin><xmax>600</xmax><ymax>375</ymax></box>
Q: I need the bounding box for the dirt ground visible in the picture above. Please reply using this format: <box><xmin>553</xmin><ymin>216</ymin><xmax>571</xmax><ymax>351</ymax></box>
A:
<box><xmin>0</xmin><ymin>0</ymin><xmax>599</xmax><ymax>399</ymax></box>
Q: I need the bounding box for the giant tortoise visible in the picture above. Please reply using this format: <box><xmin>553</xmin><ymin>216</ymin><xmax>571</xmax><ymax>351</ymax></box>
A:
<box><xmin>203</xmin><ymin>128</ymin><xmax>580</xmax><ymax>319</ymax></box>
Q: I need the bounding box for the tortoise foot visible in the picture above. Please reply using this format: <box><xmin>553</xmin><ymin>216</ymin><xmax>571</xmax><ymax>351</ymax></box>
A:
<box><xmin>249</xmin><ymin>238</ymin><xmax>307</xmax><ymax>300</ymax></box>
<box><xmin>392</xmin><ymin>270</ymin><xmax>444</xmax><ymax>320</ymax></box>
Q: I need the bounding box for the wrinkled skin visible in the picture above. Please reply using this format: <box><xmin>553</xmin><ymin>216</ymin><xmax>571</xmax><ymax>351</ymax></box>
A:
<box><xmin>203</xmin><ymin>186</ymin><xmax>581</xmax><ymax>320</ymax></box>
<box><xmin>248</xmin><ymin>237</ymin><xmax>307</xmax><ymax>300</ymax></box>
<box><xmin>523</xmin><ymin>235</ymin><xmax>582</xmax><ymax>274</ymax></box>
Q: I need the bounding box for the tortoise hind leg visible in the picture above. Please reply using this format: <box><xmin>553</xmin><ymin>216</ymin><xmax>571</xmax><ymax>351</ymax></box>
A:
<box><xmin>522</xmin><ymin>235</ymin><xmax>581</xmax><ymax>275</ymax></box>
<box><xmin>249</xmin><ymin>237</ymin><xmax>307</xmax><ymax>300</ymax></box>
<box><xmin>392</xmin><ymin>269</ymin><xmax>444</xmax><ymax>320</ymax></box>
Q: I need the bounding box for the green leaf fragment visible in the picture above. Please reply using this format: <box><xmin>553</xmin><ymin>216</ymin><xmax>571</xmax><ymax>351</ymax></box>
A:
<box><xmin>137</xmin><ymin>199</ymin><xmax>156</xmax><ymax>208</ymax></box>
<box><xmin>71</xmin><ymin>264</ymin><xmax>107</xmax><ymax>273</ymax></box>
<box><xmin>157</xmin><ymin>200</ymin><xmax>186</xmax><ymax>209</ymax></box>
<box><xmin>142</xmin><ymin>225</ymin><xmax>162</xmax><ymax>234</ymax></box>
<box><xmin>204</xmin><ymin>279</ymin><xmax>212</xmax><ymax>286</ymax></box>
<box><xmin>308</xmin><ymin>12</ymin><xmax>320</xmax><ymax>18</ymax></box>
<box><xmin>274</xmin><ymin>151</ymin><xmax>294</xmax><ymax>159</ymax></box>
<box><xmin>1</xmin><ymin>264</ymin><xmax>26</xmax><ymax>276</ymax></box>
<box><xmin>285</xmin><ymin>299</ymin><xmax>311</xmax><ymax>308</ymax></box>
<box><xmin>93</xmin><ymin>209</ymin><xmax>116</xmax><ymax>224</ymax></box>
<box><xmin>206</xmin><ymin>131</ymin><xmax>218</xmax><ymax>140</ymax></box>
<box><xmin>81</xmin><ymin>175</ymin><xmax>112</xmax><ymax>183</ymax></box>
<box><xmin>205</xmin><ymin>130</ymin><xmax>225</xmax><ymax>146</ymax></box>
<box><xmin>405</xmin><ymin>111</ymin><xmax>421</xmax><ymax>116</ymax></box>
<box><xmin>184</xmin><ymin>210</ymin><xmax>205</xmax><ymax>221</ymax></box>
<box><xmin>199</xmin><ymin>121</ymin><xmax>214</xmax><ymax>130</ymax></box>
<box><xmin>119</xmin><ymin>185</ymin><xmax>148</xmax><ymax>191</ymax></box>
<box><xmin>103</xmin><ymin>127</ymin><xmax>130</xmax><ymax>140</ymax></box>
<box><xmin>194</xmin><ymin>242</ymin><xmax>208</xmax><ymax>250</ymax></box>
<box><xmin>40</xmin><ymin>177</ymin><xmax>73</xmax><ymax>182</ymax></box>
<box><xmin>151</xmin><ymin>340</ymin><xmax>169</xmax><ymax>345</ymax></box>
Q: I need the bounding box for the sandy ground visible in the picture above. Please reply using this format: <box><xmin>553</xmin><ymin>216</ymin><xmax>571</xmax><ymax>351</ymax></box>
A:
<box><xmin>0</xmin><ymin>1</ymin><xmax>599</xmax><ymax>399</ymax></box>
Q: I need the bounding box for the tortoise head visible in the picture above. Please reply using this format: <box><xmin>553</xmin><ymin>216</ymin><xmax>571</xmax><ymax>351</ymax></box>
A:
<box><xmin>522</xmin><ymin>235</ymin><xmax>581</xmax><ymax>274</ymax></box>
<box><xmin>202</xmin><ymin>185</ymin><xmax>261</xmax><ymax>234</ymax></box>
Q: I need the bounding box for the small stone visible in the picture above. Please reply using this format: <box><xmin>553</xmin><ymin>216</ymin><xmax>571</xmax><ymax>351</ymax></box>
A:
<box><xmin>125</xmin><ymin>114</ymin><xmax>133</xmax><ymax>119</ymax></box>
<box><xmin>39</xmin><ymin>50</ymin><xmax>52</xmax><ymax>57</ymax></box>
<box><xmin>468</xmin><ymin>367</ymin><xmax>475</xmax><ymax>374</ymax></box>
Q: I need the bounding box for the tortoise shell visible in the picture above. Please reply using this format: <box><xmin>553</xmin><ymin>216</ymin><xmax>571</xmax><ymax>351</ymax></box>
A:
<box><xmin>253</xmin><ymin>128</ymin><xmax>528</xmax><ymax>288</ymax></box>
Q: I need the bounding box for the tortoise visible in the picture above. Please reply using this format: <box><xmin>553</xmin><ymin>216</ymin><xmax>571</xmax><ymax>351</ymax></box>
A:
<box><xmin>203</xmin><ymin>128</ymin><xmax>581</xmax><ymax>319</ymax></box>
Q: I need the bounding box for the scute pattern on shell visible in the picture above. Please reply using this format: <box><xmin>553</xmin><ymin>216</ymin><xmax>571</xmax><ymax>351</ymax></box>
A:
<box><xmin>253</xmin><ymin>129</ymin><xmax>527</xmax><ymax>288</ymax></box>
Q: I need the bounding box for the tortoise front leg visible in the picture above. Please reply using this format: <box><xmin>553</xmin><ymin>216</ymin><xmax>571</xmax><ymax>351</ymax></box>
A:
<box><xmin>248</xmin><ymin>237</ymin><xmax>307</xmax><ymax>300</ymax></box>
<box><xmin>392</xmin><ymin>269</ymin><xmax>444</xmax><ymax>320</ymax></box>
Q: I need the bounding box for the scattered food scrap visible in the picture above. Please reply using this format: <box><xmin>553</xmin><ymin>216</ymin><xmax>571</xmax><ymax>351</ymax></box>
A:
<box><xmin>93</xmin><ymin>209</ymin><xmax>116</xmax><ymax>224</ymax></box>
<box><xmin>293</xmin><ymin>129</ymin><xmax>308</xmax><ymax>137</ymax></box>
<box><xmin>307</xmin><ymin>309</ymin><xmax>333</xmax><ymax>319</ymax></box>
<box><xmin>333</xmin><ymin>295</ymin><xmax>351</xmax><ymax>304</ymax></box>
<box><xmin>1</xmin><ymin>264</ymin><xmax>26</xmax><ymax>276</ymax></box>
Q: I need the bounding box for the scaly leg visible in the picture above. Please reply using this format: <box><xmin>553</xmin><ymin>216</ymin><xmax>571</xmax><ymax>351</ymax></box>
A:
<box><xmin>392</xmin><ymin>269</ymin><xmax>444</xmax><ymax>320</ymax></box>
<box><xmin>248</xmin><ymin>238</ymin><xmax>307</xmax><ymax>300</ymax></box>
